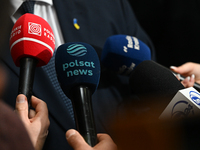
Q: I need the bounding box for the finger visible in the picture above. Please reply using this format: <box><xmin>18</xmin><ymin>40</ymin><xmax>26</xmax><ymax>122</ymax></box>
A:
<box><xmin>181</xmin><ymin>80</ymin><xmax>187</xmax><ymax>88</ymax></box>
<box><xmin>185</xmin><ymin>74</ymin><xmax>195</xmax><ymax>87</ymax></box>
<box><xmin>170</xmin><ymin>63</ymin><xmax>193</xmax><ymax>76</ymax></box>
<box><xmin>66</xmin><ymin>129</ymin><xmax>91</xmax><ymax>150</ymax></box>
<box><xmin>174</xmin><ymin>73</ymin><xmax>181</xmax><ymax>81</ymax></box>
<box><xmin>95</xmin><ymin>134</ymin><xmax>117</xmax><ymax>150</ymax></box>
<box><xmin>28</xmin><ymin>109</ymin><xmax>36</xmax><ymax>119</ymax></box>
<box><xmin>31</xmin><ymin>96</ymin><xmax>48</xmax><ymax>118</ymax></box>
<box><xmin>30</xmin><ymin>96</ymin><xmax>49</xmax><ymax>128</ymax></box>
<box><xmin>181</xmin><ymin>76</ymin><xmax>194</xmax><ymax>88</ymax></box>
<box><xmin>15</xmin><ymin>94</ymin><xmax>29</xmax><ymax>122</ymax></box>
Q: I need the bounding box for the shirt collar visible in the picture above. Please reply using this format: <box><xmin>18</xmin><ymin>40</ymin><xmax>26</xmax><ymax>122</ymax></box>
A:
<box><xmin>21</xmin><ymin>0</ymin><xmax>53</xmax><ymax>5</ymax></box>
<box><xmin>34</xmin><ymin>0</ymin><xmax>53</xmax><ymax>5</ymax></box>
<box><xmin>10</xmin><ymin>0</ymin><xmax>53</xmax><ymax>13</ymax></box>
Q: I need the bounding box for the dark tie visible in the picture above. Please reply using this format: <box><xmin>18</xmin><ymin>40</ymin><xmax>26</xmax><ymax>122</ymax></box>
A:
<box><xmin>20</xmin><ymin>0</ymin><xmax>35</xmax><ymax>14</ymax></box>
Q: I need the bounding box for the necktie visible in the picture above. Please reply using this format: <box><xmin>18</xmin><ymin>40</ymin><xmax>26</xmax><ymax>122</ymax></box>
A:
<box><xmin>20</xmin><ymin>0</ymin><xmax>35</xmax><ymax>14</ymax></box>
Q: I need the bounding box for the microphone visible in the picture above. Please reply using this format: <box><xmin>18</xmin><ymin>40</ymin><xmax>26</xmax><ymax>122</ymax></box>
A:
<box><xmin>129</xmin><ymin>60</ymin><xmax>185</xmax><ymax>98</ymax></box>
<box><xmin>9</xmin><ymin>13</ymin><xmax>55</xmax><ymax>105</ymax></box>
<box><xmin>129</xmin><ymin>60</ymin><xmax>185</xmax><ymax>116</ymax></box>
<box><xmin>159</xmin><ymin>87</ymin><xmax>200</xmax><ymax>120</ymax></box>
<box><xmin>101</xmin><ymin>35</ymin><xmax>151</xmax><ymax>76</ymax></box>
<box><xmin>129</xmin><ymin>60</ymin><xmax>200</xmax><ymax>120</ymax></box>
<box><xmin>55</xmin><ymin>42</ymin><xmax>100</xmax><ymax>146</ymax></box>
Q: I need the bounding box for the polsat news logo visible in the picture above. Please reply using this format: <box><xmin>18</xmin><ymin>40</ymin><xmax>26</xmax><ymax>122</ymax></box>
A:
<box><xmin>62</xmin><ymin>44</ymin><xmax>95</xmax><ymax>77</ymax></box>
<box><xmin>66</xmin><ymin>44</ymin><xmax>87</xmax><ymax>57</ymax></box>
<box><xmin>171</xmin><ymin>90</ymin><xmax>200</xmax><ymax>119</ymax></box>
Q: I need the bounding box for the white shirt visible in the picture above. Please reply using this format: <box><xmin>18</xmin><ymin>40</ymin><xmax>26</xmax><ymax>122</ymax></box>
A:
<box><xmin>10</xmin><ymin>0</ymin><xmax>64</xmax><ymax>49</ymax></box>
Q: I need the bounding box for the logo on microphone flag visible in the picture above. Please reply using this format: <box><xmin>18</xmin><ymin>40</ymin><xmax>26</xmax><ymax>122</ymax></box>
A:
<box><xmin>190</xmin><ymin>91</ymin><xmax>200</xmax><ymax>105</ymax></box>
<box><xmin>159</xmin><ymin>87</ymin><xmax>200</xmax><ymax>120</ymax></box>
<box><xmin>67</xmin><ymin>44</ymin><xmax>87</xmax><ymax>57</ymax></box>
<box><xmin>28</xmin><ymin>22</ymin><xmax>41</xmax><ymax>36</ymax></box>
<box><xmin>9</xmin><ymin>13</ymin><xmax>55</xmax><ymax>67</ymax></box>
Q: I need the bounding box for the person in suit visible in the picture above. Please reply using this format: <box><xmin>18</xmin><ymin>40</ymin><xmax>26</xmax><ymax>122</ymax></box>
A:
<box><xmin>1</xmin><ymin>0</ymin><xmax>156</xmax><ymax>149</ymax></box>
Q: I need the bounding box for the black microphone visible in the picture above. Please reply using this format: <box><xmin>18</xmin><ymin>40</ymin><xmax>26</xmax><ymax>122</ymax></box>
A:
<box><xmin>129</xmin><ymin>60</ymin><xmax>185</xmax><ymax>116</ymax></box>
<box><xmin>55</xmin><ymin>42</ymin><xmax>100</xmax><ymax>146</ymax></box>
<box><xmin>129</xmin><ymin>60</ymin><xmax>185</xmax><ymax>98</ymax></box>
<box><xmin>129</xmin><ymin>60</ymin><xmax>200</xmax><ymax>120</ymax></box>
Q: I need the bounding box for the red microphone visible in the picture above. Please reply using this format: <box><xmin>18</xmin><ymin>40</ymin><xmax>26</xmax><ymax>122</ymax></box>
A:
<box><xmin>9</xmin><ymin>13</ymin><xmax>55</xmax><ymax>105</ymax></box>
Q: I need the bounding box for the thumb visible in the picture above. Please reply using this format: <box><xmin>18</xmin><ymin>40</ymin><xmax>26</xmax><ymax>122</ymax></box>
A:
<box><xmin>170</xmin><ymin>66</ymin><xmax>183</xmax><ymax>74</ymax></box>
<box><xmin>15</xmin><ymin>94</ymin><xmax>29</xmax><ymax>122</ymax></box>
<box><xmin>66</xmin><ymin>129</ymin><xmax>91</xmax><ymax>150</ymax></box>
<box><xmin>170</xmin><ymin>63</ymin><xmax>192</xmax><ymax>75</ymax></box>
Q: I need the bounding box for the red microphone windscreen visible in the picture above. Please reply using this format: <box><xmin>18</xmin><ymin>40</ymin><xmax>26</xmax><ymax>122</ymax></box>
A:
<box><xmin>9</xmin><ymin>13</ymin><xmax>55</xmax><ymax>67</ymax></box>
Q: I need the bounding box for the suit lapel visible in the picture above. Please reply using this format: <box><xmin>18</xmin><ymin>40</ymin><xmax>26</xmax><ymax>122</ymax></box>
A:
<box><xmin>53</xmin><ymin>0</ymin><xmax>74</xmax><ymax>43</ymax></box>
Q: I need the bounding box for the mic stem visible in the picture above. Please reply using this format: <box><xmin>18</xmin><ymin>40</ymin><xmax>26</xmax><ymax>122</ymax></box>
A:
<box><xmin>71</xmin><ymin>85</ymin><xmax>97</xmax><ymax>147</ymax></box>
<box><xmin>18</xmin><ymin>57</ymin><xmax>38</xmax><ymax>108</ymax></box>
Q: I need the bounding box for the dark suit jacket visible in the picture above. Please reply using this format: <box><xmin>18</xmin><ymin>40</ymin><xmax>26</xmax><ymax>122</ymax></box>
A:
<box><xmin>0</xmin><ymin>0</ymin><xmax>155</xmax><ymax>149</ymax></box>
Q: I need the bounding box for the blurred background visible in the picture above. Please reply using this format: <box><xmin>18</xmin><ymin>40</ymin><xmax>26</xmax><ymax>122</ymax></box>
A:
<box><xmin>129</xmin><ymin>0</ymin><xmax>200</xmax><ymax>67</ymax></box>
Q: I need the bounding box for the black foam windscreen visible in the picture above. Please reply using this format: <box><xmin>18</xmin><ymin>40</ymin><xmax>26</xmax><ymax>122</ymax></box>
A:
<box><xmin>129</xmin><ymin>60</ymin><xmax>185</xmax><ymax>99</ymax></box>
<box><xmin>101</xmin><ymin>35</ymin><xmax>151</xmax><ymax>76</ymax></box>
<box><xmin>55</xmin><ymin>42</ymin><xmax>100</xmax><ymax>98</ymax></box>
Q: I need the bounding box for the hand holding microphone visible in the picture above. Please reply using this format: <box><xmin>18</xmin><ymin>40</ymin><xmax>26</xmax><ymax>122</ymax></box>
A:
<box><xmin>15</xmin><ymin>94</ymin><xmax>50</xmax><ymax>150</ymax></box>
<box><xmin>66</xmin><ymin>129</ymin><xmax>117</xmax><ymax>150</ymax></box>
<box><xmin>55</xmin><ymin>42</ymin><xmax>100</xmax><ymax>146</ymax></box>
<box><xmin>9</xmin><ymin>13</ymin><xmax>55</xmax><ymax>106</ymax></box>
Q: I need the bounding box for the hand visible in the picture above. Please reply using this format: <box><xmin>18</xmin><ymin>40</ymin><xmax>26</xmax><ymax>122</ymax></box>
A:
<box><xmin>66</xmin><ymin>129</ymin><xmax>118</xmax><ymax>150</ymax></box>
<box><xmin>15</xmin><ymin>94</ymin><xmax>50</xmax><ymax>150</ymax></box>
<box><xmin>170</xmin><ymin>62</ymin><xmax>200</xmax><ymax>87</ymax></box>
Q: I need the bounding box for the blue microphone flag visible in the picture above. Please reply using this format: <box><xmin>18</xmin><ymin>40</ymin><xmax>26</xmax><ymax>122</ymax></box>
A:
<box><xmin>101</xmin><ymin>35</ymin><xmax>151</xmax><ymax>76</ymax></box>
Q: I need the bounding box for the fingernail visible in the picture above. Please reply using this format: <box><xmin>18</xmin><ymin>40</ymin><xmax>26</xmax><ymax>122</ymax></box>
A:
<box><xmin>191</xmin><ymin>74</ymin><xmax>195</xmax><ymax>79</ymax></box>
<box><xmin>170</xmin><ymin>66</ymin><xmax>177</xmax><ymax>70</ymax></box>
<box><xmin>16</xmin><ymin>95</ymin><xmax>25</xmax><ymax>103</ymax></box>
<box><xmin>187</xmin><ymin>76</ymin><xmax>191</xmax><ymax>81</ymax></box>
<box><xmin>66</xmin><ymin>130</ymin><xmax>76</xmax><ymax>139</ymax></box>
<box><xmin>177</xmin><ymin>74</ymin><xmax>181</xmax><ymax>79</ymax></box>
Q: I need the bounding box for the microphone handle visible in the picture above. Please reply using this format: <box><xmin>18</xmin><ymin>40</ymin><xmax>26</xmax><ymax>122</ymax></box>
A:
<box><xmin>71</xmin><ymin>85</ymin><xmax>97</xmax><ymax>146</ymax></box>
<box><xmin>18</xmin><ymin>57</ymin><xmax>38</xmax><ymax>107</ymax></box>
